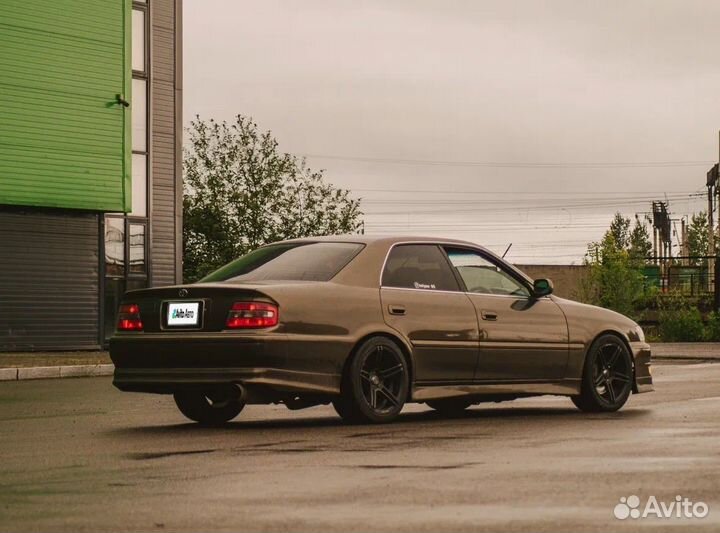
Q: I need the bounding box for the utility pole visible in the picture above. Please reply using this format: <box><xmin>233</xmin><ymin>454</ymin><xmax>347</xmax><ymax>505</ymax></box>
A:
<box><xmin>652</xmin><ymin>201</ymin><xmax>671</xmax><ymax>277</ymax></box>
<box><xmin>652</xmin><ymin>226</ymin><xmax>658</xmax><ymax>264</ymax></box>
<box><xmin>708</xmin><ymin>162</ymin><xmax>718</xmax><ymax>291</ymax></box>
<box><xmin>680</xmin><ymin>217</ymin><xmax>689</xmax><ymax>265</ymax></box>
<box><xmin>716</xmin><ymin>129</ymin><xmax>720</xmax><ymax>305</ymax></box>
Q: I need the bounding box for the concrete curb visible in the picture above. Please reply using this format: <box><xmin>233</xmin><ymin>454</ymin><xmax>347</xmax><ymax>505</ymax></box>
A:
<box><xmin>0</xmin><ymin>364</ymin><xmax>114</xmax><ymax>382</ymax></box>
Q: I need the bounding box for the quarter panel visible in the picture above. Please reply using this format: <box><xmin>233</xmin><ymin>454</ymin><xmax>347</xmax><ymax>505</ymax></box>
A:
<box><xmin>261</xmin><ymin>282</ymin><xmax>387</xmax><ymax>376</ymax></box>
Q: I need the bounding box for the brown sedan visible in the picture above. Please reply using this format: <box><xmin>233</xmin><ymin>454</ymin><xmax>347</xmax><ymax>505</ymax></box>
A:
<box><xmin>110</xmin><ymin>236</ymin><xmax>653</xmax><ymax>425</ymax></box>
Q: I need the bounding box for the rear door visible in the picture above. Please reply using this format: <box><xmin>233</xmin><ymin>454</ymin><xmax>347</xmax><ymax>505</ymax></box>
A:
<box><xmin>380</xmin><ymin>244</ymin><xmax>479</xmax><ymax>383</ymax></box>
<box><xmin>442</xmin><ymin>247</ymin><xmax>569</xmax><ymax>382</ymax></box>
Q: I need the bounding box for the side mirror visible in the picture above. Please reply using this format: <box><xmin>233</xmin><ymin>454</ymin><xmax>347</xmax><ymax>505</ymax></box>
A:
<box><xmin>533</xmin><ymin>278</ymin><xmax>554</xmax><ymax>297</ymax></box>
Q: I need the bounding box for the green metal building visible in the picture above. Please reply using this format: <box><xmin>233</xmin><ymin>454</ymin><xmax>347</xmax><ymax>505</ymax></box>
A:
<box><xmin>0</xmin><ymin>0</ymin><xmax>183</xmax><ymax>350</ymax></box>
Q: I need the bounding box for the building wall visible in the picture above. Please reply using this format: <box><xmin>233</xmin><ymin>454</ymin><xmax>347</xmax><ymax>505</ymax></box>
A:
<box><xmin>515</xmin><ymin>264</ymin><xmax>589</xmax><ymax>300</ymax></box>
<box><xmin>0</xmin><ymin>0</ymin><xmax>131</xmax><ymax>212</ymax></box>
<box><xmin>150</xmin><ymin>0</ymin><xmax>183</xmax><ymax>286</ymax></box>
<box><xmin>0</xmin><ymin>0</ymin><xmax>182</xmax><ymax>351</ymax></box>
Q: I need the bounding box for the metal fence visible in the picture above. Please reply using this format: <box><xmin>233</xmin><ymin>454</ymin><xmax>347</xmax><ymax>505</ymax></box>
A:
<box><xmin>646</xmin><ymin>256</ymin><xmax>720</xmax><ymax>310</ymax></box>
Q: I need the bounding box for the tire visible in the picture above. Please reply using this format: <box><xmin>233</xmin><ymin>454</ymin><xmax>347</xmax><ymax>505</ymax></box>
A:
<box><xmin>331</xmin><ymin>397</ymin><xmax>351</xmax><ymax>420</ymax></box>
<box><xmin>426</xmin><ymin>398</ymin><xmax>474</xmax><ymax>415</ymax></box>
<box><xmin>572</xmin><ymin>334</ymin><xmax>634</xmax><ymax>413</ymax></box>
<box><xmin>173</xmin><ymin>385</ymin><xmax>245</xmax><ymax>425</ymax></box>
<box><xmin>334</xmin><ymin>336</ymin><xmax>409</xmax><ymax>424</ymax></box>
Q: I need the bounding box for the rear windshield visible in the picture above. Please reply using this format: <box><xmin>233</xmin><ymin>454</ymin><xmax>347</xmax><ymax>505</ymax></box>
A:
<box><xmin>201</xmin><ymin>242</ymin><xmax>364</xmax><ymax>283</ymax></box>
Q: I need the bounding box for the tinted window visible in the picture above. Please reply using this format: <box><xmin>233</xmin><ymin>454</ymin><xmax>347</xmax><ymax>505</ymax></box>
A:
<box><xmin>201</xmin><ymin>242</ymin><xmax>364</xmax><ymax>283</ymax></box>
<box><xmin>382</xmin><ymin>244</ymin><xmax>459</xmax><ymax>291</ymax></box>
<box><xmin>445</xmin><ymin>248</ymin><xmax>530</xmax><ymax>297</ymax></box>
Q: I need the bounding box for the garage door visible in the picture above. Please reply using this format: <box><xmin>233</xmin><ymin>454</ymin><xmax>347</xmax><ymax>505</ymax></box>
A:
<box><xmin>0</xmin><ymin>209</ymin><xmax>100</xmax><ymax>351</ymax></box>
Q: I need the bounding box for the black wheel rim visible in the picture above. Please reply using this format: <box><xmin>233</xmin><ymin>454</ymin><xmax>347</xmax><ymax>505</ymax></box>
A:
<box><xmin>359</xmin><ymin>345</ymin><xmax>405</xmax><ymax>414</ymax></box>
<box><xmin>592</xmin><ymin>342</ymin><xmax>632</xmax><ymax>404</ymax></box>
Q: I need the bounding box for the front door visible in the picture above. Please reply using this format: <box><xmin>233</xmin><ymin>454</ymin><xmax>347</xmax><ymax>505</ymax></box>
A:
<box><xmin>442</xmin><ymin>247</ymin><xmax>569</xmax><ymax>382</ymax></box>
<box><xmin>380</xmin><ymin>244</ymin><xmax>479</xmax><ymax>384</ymax></box>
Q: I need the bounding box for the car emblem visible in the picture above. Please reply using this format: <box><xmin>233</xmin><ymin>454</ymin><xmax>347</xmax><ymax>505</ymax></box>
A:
<box><xmin>178</xmin><ymin>288</ymin><xmax>189</xmax><ymax>297</ymax></box>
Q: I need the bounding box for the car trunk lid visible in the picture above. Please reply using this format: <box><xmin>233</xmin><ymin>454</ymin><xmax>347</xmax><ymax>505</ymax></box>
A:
<box><xmin>118</xmin><ymin>283</ymin><xmax>279</xmax><ymax>333</ymax></box>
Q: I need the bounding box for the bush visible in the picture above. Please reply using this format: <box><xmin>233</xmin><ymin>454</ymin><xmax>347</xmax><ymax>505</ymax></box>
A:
<box><xmin>657</xmin><ymin>291</ymin><xmax>705</xmax><ymax>342</ymax></box>
<box><xmin>706</xmin><ymin>312</ymin><xmax>720</xmax><ymax>342</ymax></box>
<box><xmin>578</xmin><ymin>234</ymin><xmax>645</xmax><ymax>320</ymax></box>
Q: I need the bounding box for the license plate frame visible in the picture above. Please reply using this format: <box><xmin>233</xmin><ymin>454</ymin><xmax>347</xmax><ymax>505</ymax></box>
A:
<box><xmin>164</xmin><ymin>301</ymin><xmax>203</xmax><ymax>329</ymax></box>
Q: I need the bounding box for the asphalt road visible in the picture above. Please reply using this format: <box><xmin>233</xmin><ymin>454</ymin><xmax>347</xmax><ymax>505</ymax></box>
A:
<box><xmin>1</xmin><ymin>363</ymin><xmax>719</xmax><ymax>532</ymax></box>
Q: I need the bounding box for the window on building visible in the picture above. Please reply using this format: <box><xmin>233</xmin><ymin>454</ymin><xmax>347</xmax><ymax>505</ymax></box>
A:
<box><xmin>130</xmin><ymin>2</ymin><xmax>148</xmax><ymax>218</ymax></box>
<box><xmin>104</xmin><ymin>217</ymin><xmax>125</xmax><ymax>277</ymax></box>
<box><xmin>128</xmin><ymin>223</ymin><xmax>147</xmax><ymax>275</ymax></box>
<box><xmin>104</xmin><ymin>217</ymin><xmax>148</xmax><ymax>339</ymax></box>
<box><xmin>132</xmin><ymin>78</ymin><xmax>147</xmax><ymax>152</ymax></box>
<box><xmin>131</xmin><ymin>153</ymin><xmax>147</xmax><ymax>216</ymax></box>
<box><xmin>132</xmin><ymin>9</ymin><xmax>146</xmax><ymax>72</ymax></box>
<box><xmin>105</xmin><ymin>1</ymin><xmax>150</xmax><ymax>342</ymax></box>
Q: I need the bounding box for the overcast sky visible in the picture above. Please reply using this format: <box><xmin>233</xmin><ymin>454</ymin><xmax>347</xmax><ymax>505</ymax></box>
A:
<box><xmin>184</xmin><ymin>0</ymin><xmax>717</xmax><ymax>263</ymax></box>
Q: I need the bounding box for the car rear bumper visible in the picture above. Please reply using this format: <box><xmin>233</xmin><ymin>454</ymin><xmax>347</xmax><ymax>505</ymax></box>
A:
<box><xmin>109</xmin><ymin>333</ymin><xmax>340</xmax><ymax>396</ymax></box>
<box><xmin>631</xmin><ymin>341</ymin><xmax>653</xmax><ymax>393</ymax></box>
<box><xmin>113</xmin><ymin>367</ymin><xmax>339</xmax><ymax>396</ymax></box>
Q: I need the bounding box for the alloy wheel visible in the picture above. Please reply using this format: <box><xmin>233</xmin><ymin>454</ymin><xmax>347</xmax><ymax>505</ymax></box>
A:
<box><xmin>592</xmin><ymin>342</ymin><xmax>633</xmax><ymax>405</ymax></box>
<box><xmin>359</xmin><ymin>344</ymin><xmax>406</xmax><ymax>414</ymax></box>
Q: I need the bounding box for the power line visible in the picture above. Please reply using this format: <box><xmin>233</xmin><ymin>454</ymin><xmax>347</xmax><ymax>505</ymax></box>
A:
<box><xmin>354</xmin><ymin>188</ymin><xmax>701</xmax><ymax>195</ymax></box>
<box><xmin>300</xmin><ymin>153</ymin><xmax>715</xmax><ymax>169</ymax></box>
<box><xmin>362</xmin><ymin>192</ymin><xmax>700</xmax><ymax>206</ymax></box>
<box><xmin>363</xmin><ymin>197</ymin><xmax>704</xmax><ymax>216</ymax></box>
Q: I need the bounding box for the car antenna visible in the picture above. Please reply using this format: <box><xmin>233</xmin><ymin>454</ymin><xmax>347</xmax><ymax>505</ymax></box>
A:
<box><xmin>502</xmin><ymin>243</ymin><xmax>512</xmax><ymax>259</ymax></box>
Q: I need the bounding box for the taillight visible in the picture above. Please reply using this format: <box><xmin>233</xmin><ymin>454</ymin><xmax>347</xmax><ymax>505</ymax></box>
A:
<box><xmin>226</xmin><ymin>302</ymin><xmax>278</xmax><ymax>329</ymax></box>
<box><xmin>117</xmin><ymin>303</ymin><xmax>143</xmax><ymax>331</ymax></box>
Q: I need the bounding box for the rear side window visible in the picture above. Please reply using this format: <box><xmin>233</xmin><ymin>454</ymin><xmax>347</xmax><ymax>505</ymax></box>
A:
<box><xmin>382</xmin><ymin>244</ymin><xmax>459</xmax><ymax>291</ymax></box>
<box><xmin>202</xmin><ymin>242</ymin><xmax>364</xmax><ymax>283</ymax></box>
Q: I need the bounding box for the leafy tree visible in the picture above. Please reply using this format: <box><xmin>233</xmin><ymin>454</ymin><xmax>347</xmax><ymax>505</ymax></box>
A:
<box><xmin>687</xmin><ymin>211</ymin><xmax>711</xmax><ymax>265</ymax></box>
<box><xmin>578</xmin><ymin>233</ymin><xmax>644</xmax><ymax>319</ymax></box>
<box><xmin>628</xmin><ymin>218</ymin><xmax>652</xmax><ymax>264</ymax></box>
<box><xmin>183</xmin><ymin>115</ymin><xmax>363</xmax><ymax>282</ymax></box>
<box><xmin>608</xmin><ymin>212</ymin><xmax>631</xmax><ymax>250</ymax></box>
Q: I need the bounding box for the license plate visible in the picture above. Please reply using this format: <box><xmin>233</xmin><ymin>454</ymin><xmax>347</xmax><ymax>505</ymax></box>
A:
<box><xmin>167</xmin><ymin>302</ymin><xmax>201</xmax><ymax>327</ymax></box>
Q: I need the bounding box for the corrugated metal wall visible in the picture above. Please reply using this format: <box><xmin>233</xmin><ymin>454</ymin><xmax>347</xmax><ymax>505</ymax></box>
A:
<box><xmin>0</xmin><ymin>0</ymin><xmax>131</xmax><ymax>212</ymax></box>
<box><xmin>151</xmin><ymin>0</ymin><xmax>182</xmax><ymax>286</ymax></box>
<box><xmin>0</xmin><ymin>210</ymin><xmax>100</xmax><ymax>351</ymax></box>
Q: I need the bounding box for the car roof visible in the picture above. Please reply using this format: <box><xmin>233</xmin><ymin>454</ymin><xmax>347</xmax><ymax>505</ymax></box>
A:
<box><xmin>278</xmin><ymin>234</ymin><xmax>489</xmax><ymax>249</ymax></box>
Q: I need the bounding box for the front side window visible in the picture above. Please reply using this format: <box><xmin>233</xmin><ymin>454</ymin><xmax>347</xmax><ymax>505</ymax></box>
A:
<box><xmin>382</xmin><ymin>244</ymin><xmax>459</xmax><ymax>291</ymax></box>
<box><xmin>202</xmin><ymin>242</ymin><xmax>364</xmax><ymax>283</ymax></box>
<box><xmin>445</xmin><ymin>248</ymin><xmax>530</xmax><ymax>297</ymax></box>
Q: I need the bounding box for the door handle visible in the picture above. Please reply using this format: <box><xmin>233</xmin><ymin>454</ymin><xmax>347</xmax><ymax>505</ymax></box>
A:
<box><xmin>388</xmin><ymin>305</ymin><xmax>406</xmax><ymax>316</ymax></box>
<box><xmin>481</xmin><ymin>310</ymin><xmax>497</xmax><ymax>321</ymax></box>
